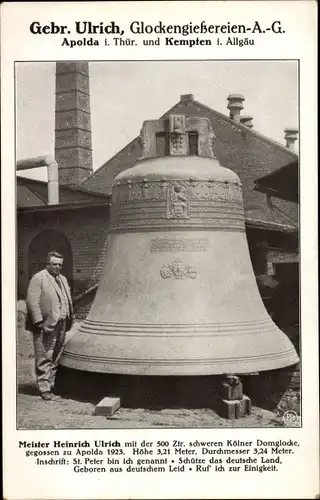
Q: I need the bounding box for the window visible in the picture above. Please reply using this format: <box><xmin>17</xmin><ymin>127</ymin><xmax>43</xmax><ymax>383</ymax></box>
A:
<box><xmin>188</xmin><ymin>132</ymin><xmax>198</xmax><ymax>155</ymax></box>
<box><xmin>156</xmin><ymin>133</ymin><xmax>169</xmax><ymax>156</ymax></box>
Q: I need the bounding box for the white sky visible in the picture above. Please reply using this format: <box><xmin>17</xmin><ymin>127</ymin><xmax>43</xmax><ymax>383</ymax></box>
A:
<box><xmin>16</xmin><ymin>60</ymin><xmax>298</xmax><ymax>181</ymax></box>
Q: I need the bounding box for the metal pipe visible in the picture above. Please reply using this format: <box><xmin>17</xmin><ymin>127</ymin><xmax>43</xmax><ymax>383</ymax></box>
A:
<box><xmin>73</xmin><ymin>284</ymin><xmax>99</xmax><ymax>304</ymax></box>
<box><xmin>16</xmin><ymin>155</ymin><xmax>59</xmax><ymax>205</ymax></box>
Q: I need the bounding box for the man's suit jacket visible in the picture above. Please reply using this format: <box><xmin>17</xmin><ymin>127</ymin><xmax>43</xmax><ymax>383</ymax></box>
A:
<box><xmin>26</xmin><ymin>269</ymin><xmax>74</xmax><ymax>332</ymax></box>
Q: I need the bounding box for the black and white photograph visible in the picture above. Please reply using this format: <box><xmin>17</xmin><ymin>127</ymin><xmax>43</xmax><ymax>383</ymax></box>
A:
<box><xmin>2</xmin><ymin>2</ymin><xmax>318</xmax><ymax>499</ymax></box>
<box><xmin>16</xmin><ymin>60</ymin><xmax>301</xmax><ymax>430</ymax></box>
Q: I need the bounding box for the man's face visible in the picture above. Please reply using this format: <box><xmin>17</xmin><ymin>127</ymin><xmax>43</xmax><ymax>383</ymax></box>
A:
<box><xmin>47</xmin><ymin>257</ymin><xmax>63</xmax><ymax>276</ymax></box>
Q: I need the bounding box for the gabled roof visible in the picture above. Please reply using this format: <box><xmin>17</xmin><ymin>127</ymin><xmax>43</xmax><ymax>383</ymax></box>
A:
<box><xmin>17</xmin><ymin>176</ymin><xmax>109</xmax><ymax>208</ymax></box>
<box><xmin>254</xmin><ymin>161</ymin><xmax>298</xmax><ymax>203</ymax></box>
<box><xmin>173</xmin><ymin>96</ymin><xmax>298</xmax><ymax>160</ymax></box>
<box><xmin>78</xmin><ymin>95</ymin><xmax>298</xmax><ymax>229</ymax></box>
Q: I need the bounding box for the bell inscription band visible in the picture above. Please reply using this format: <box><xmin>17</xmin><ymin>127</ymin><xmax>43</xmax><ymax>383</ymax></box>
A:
<box><xmin>60</xmin><ymin>115</ymin><xmax>298</xmax><ymax>375</ymax></box>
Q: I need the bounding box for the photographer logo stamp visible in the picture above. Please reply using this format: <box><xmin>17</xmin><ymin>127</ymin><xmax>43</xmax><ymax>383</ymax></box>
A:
<box><xmin>282</xmin><ymin>410</ymin><xmax>300</xmax><ymax>427</ymax></box>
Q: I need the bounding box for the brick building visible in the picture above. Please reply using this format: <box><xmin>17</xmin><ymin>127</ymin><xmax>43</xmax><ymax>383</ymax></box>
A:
<box><xmin>17</xmin><ymin>62</ymin><xmax>299</xmax><ymax>324</ymax></box>
<box><xmin>254</xmin><ymin>160</ymin><xmax>299</xmax><ymax>347</ymax></box>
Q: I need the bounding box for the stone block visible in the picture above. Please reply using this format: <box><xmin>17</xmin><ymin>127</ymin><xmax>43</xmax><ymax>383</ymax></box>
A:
<box><xmin>17</xmin><ymin>310</ymin><xmax>27</xmax><ymax>330</ymax></box>
<box><xmin>56</xmin><ymin>62</ymin><xmax>89</xmax><ymax>76</ymax></box>
<box><xmin>219</xmin><ymin>399</ymin><xmax>237</xmax><ymax>419</ymax></box>
<box><xmin>17</xmin><ymin>300</ymin><xmax>27</xmax><ymax>329</ymax></box>
<box><xmin>56</xmin><ymin>147</ymin><xmax>93</xmax><ymax>184</ymax></box>
<box><xmin>77</xmin><ymin>91</ymin><xmax>91</xmax><ymax>113</ymax></box>
<box><xmin>55</xmin><ymin>89</ymin><xmax>90</xmax><ymax>113</ymax></box>
<box><xmin>94</xmin><ymin>397</ymin><xmax>121</xmax><ymax>417</ymax></box>
<box><xmin>55</xmin><ymin>91</ymin><xmax>78</xmax><ymax>112</ymax></box>
<box><xmin>55</xmin><ymin>109</ymin><xmax>91</xmax><ymax>132</ymax></box>
<box><xmin>235</xmin><ymin>398</ymin><xmax>246</xmax><ymax>418</ymax></box>
<box><xmin>55</xmin><ymin>128</ymin><xmax>92</xmax><ymax>149</ymax></box>
<box><xmin>220</xmin><ymin>381</ymin><xmax>243</xmax><ymax>400</ymax></box>
<box><xmin>243</xmin><ymin>394</ymin><xmax>252</xmax><ymax>415</ymax></box>
<box><xmin>56</xmin><ymin>72</ymin><xmax>90</xmax><ymax>94</ymax></box>
<box><xmin>218</xmin><ymin>395</ymin><xmax>252</xmax><ymax>419</ymax></box>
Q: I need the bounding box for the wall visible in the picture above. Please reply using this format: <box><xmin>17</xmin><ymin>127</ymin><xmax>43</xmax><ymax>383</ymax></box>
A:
<box><xmin>18</xmin><ymin>205</ymin><xmax>110</xmax><ymax>304</ymax></box>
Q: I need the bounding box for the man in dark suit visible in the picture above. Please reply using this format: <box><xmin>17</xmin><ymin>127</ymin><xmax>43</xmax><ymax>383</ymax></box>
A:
<box><xmin>26</xmin><ymin>251</ymin><xmax>74</xmax><ymax>400</ymax></box>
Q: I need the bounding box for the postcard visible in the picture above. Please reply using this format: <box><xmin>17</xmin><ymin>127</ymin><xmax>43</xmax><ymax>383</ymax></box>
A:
<box><xmin>1</xmin><ymin>1</ymin><xmax>318</xmax><ymax>499</ymax></box>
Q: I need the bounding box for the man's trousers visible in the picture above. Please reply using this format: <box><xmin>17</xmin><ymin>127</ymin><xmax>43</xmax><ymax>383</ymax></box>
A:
<box><xmin>32</xmin><ymin>318</ymin><xmax>68</xmax><ymax>394</ymax></box>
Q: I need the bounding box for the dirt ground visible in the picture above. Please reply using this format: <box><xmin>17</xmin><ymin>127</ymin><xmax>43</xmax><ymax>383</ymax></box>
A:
<box><xmin>17</xmin><ymin>323</ymin><xmax>298</xmax><ymax>430</ymax></box>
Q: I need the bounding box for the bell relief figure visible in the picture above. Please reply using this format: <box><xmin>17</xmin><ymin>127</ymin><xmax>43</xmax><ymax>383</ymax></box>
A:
<box><xmin>169</xmin><ymin>114</ymin><xmax>187</xmax><ymax>156</ymax></box>
<box><xmin>167</xmin><ymin>183</ymin><xmax>190</xmax><ymax>219</ymax></box>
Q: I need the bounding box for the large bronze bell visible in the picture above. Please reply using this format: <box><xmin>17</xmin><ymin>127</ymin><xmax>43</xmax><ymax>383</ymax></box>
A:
<box><xmin>60</xmin><ymin>115</ymin><xmax>298</xmax><ymax>375</ymax></box>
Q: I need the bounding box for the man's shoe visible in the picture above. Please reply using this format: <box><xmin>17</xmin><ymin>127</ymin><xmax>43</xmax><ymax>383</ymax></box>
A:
<box><xmin>40</xmin><ymin>391</ymin><xmax>53</xmax><ymax>401</ymax></box>
<box><xmin>50</xmin><ymin>387</ymin><xmax>62</xmax><ymax>400</ymax></box>
<box><xmin>51</xmin><ymin>394</ymin><xmax>61</xmax><ymax>400</ymax></box>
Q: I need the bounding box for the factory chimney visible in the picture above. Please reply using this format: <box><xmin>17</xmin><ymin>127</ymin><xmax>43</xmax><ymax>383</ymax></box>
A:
<box><xmin>284</xmin><ymin>128</ymin><xmax>298</xmax><ymax>152</ymax></box>
<box><xmin>227</xmin><ymin>94</ymin><xmax>245</xmax><ymax>122</ymax></box>
<box><xmin>55</xmin><ymin>62</ymin><xmax>93</xmax><ymax>187</ymax></box>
